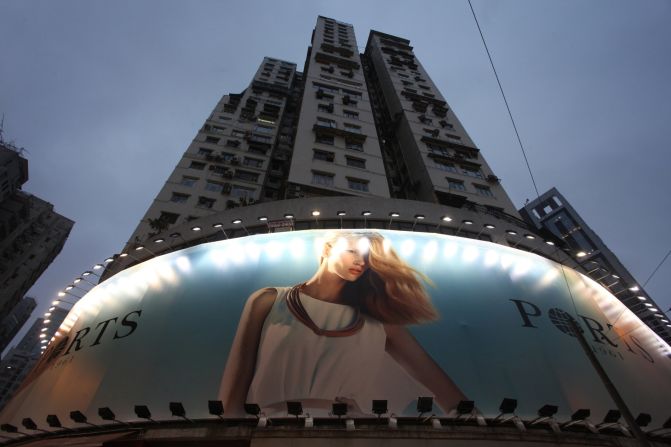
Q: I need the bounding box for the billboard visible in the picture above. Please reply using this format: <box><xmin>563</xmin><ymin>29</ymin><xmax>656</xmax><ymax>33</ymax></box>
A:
<box><xmin>2</xmin><ymin>230</ymin><xmax>670</xmax><ymax>424</ymax></box>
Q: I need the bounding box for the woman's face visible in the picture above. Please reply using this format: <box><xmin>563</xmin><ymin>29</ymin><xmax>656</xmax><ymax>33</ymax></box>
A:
<box><xmin>326</xmin><ymin>237</ymin><xmax>369</xmax><ymax>282</ymax></box>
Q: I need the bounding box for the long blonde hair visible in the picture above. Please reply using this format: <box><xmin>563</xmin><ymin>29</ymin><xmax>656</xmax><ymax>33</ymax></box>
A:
<box><xmin>324</xmin><ymin>232</ymin><xmax>438</xmax><ymax>325</ymax></box>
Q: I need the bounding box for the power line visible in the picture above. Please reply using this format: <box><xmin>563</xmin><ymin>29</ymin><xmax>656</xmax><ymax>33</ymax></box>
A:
<box><xmin>466</xmin><ymin>0</ymin><xmax>540</xmax><ymax>199</ymax></box>
<box><xmin>643</xmin><ymin>248</ymin><xmax>671</xmax><ymax>287</ymax></box>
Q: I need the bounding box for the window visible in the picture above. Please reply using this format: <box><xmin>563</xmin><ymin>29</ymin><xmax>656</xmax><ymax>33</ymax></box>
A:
<box><xmin>253</xmin><ymin>124</ymin><xmax>274</xmax><ymax>134</ymax></box>
<box><xmin>346</xmin><ymin>156</ymin><xmax>366</xmax><ymax>169</ymax></box>
<box><xmin>189</xmin><ymin>161</ymin><xmax>206</xmax><ymax>170</ymax></box>
<box><xmin>431</xmin><ymin>159</ymin><xmax>457</xmax><ymax>173</ymax></box>
<box><xmin>180</xmin><ymin>176</ymin><xmax>198</xmax><ymax>187</ymax></box>
<box><xmin>318</xmin><ymin>103</ymin><xmax>334</xmax><ymax>113</ymax></box>
<box><xmin>196</xmin><ymin>196</ymin><xmax>216</xmax><ymax>209</ymax></box>
<box><xmin>312</xmin><ymin>171</ymin><xmax>334</xmax><ymax>186</ymax></box>
<box><xmin>234</xmin><ymin>170</ymin><xmax>260</xmax><ymax>182</ymax></box>
<box><xmin>159</xmin><ymin>212</ymin><xmax>179</xmax><ymax>224</ymax></box>
<box><xmin>316</xmin><ymin>134</ymin><xmax>334</xmax><ymax>145</ymax></box>
<box><xmin>313</xmin><ymin>149</ymin><xmax>335</xmax><ymax>162</ymax></box>
<box><xmin>345</xmin><ymin>140</ymin><xmax>363</xmax><ymax>151</ymax></box>
<box><xmin>205</xmin><ymin>136</ymin><xmax>220</xmax><ymax>144</ymax></box>
<box><xmin>243</xmin><ymin>157</ymin><xmax>263</xmax><ymax>168</ymax></box>
<box><xmin>232</xmin><ymin>130</ymin><xmax>246</xmax><ymax>138</ymax></box>
<box><xmin>197</xmin><ymin>147</ymin><xmax>213</xmax><ymax>157</ymax></box>
<box><xmin>446</xmin><ymin>133</ymin><xmax>462</xmax><ymax>141</ymax></box>
<box><xmin>426</xmin><ymin>143</ymin><xmax>449</xmax><ymax>156</ymax></box>
<box><xmin>170</xmin><ymin>192</ymin><xmax>190</xmax><ymax>203</ymax></box>
<box><xmin>226</xmin><ymin>139</ymin><xmax>241</xmax><ymax>148</ymax></box>
<box><xmin>343</xmin><ymin>110</ymin><xmax>359</xmax><ymax>119</ymax></box>
<box><xmin>205</xmin><ymin>181</ymin><xmax>224</xmax><ymax>193</ymax></box>
<box><xmin>344</xmin><ymin>123</ymin><xmax>361</xmax><ymax>134</ymax></box>
<box><xmin>462</xmin><ymin>167</ymin><xmax>484</xmax><ymax>179</ymax></box>
<box><xmin>439</xmin><ymin>120</ymin><xmax>454</xmax><ymax>129</ymax></box>
<box><xmin>347</xmin><ymin>177</ymin><xmax>369</xmax><ymax>192</ymax></box>
<box><xmin>475</xmin><ymin>185</ymin><xmax>494</xmax><ymax>197</ymax></box>
<box><xmin>221</xmin><ymin>152</ymin><xmax>235</xmax><ymax>162</ymax></box>
<box><xmin>231</xmin><ymin>185</ymin><xmax>255</xmax><ymax>198</ymax></box>
<box><xmin>317</xmin><ymin>117</ymin><xmax>337</xmax><ymax>128</ymax></box>
<box><xmin>447</xmin><ymin>179</ymin><xmax>466</xmax><ymax>191</ymax></box>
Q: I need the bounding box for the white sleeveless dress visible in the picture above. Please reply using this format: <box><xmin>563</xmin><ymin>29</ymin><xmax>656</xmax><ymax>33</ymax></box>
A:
<box><xmin>247</xmin><ymin>287</ymin><xmax>387</xmax><ymax>411</ymax></box>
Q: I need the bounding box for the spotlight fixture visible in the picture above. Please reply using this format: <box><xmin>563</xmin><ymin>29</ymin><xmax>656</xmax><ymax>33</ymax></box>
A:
<box><xmin>169</xmin><ymin>402</ymin><xmax>189</xmax><ymax>421</ymax></box>
<box><xmin>417</xmin><ymin>396</ymin><xmax>433</xmax><ymax>416</ymax></box>
<box><xmin>208</xmin><ymin>400</ymin><xmax>224</xmax><ymax>418</ymax></box>
<box><xmin>104</xmin><ymin>257</ymin><xmax>114</xmax><ymax>263</ymax></box>
<box><xmin>284</xmin><ymin>213</ymin><xmax>295</xmax><ymax>219</ymax></box>
<box><xmin>336</xmin><ymin>211</ymin><xmax>346</xmax><ymax>216</ymax></box>
<box><xmin>93</xmin><ymin>264</ymin><xmax>104</xmax><ymax>270</ymax></box>
<box><xmin>372</xmin><ymin>400</ymin><xmax>388</xmax><ymax>418</ymax></box>
<box><xmin>244</xmin><ymin>403</ymin><xmax>261</xmax><ymax>417</ymax></box>
<box><xmin>287</xmin><ymin>401</ymin><xmax>303</xmax><ymax>418</ymax></box>
<box><xmin>153</xmin><ymin>238</ymin><xmax>165</xmax><ymax>243</ymax></box>
<box><xmin>311</xmin><ymin>210</ymin><xmax>321</xmax><ymax>217</ymax></box>
<box><xmin>441</xmin><ymin>216</ymin><xmax>453</xmax><ymax>222</ymax></box>
<box><xmin>213</xmin><ymin>223</ymin><xmax>224</xmax><ymax>228</ymax></box>
<box><xmin>462</xmin><ymin>219</ymin><xmax>473</xmax><ymax>225</ymax></box>
<box><xmin>232</xmin><ymin>219</ymin><xmax>243</xmax><ymax>224</ymax></box>
<box><xmin>332</xmin><ymin>402</ymin><xmax>348</xmax><ymax>418</ymax></box>
<box><xmin>46</xmin><ymin>415</ymin><xmax>63</xmax><ymax>428</ymax></box>
<box><xmin>362</xmin><ymin>210</ymin><xmax>372</xmax><ymax>216</ymax></box>
<box><xmin>134</xmin><ymin>405</ymin><xmax>154</xmax><ymax>422</ymax></box>
<box><xmin>389</xmin><ymin>212</ymin><xmax>400</xmax><ymax>217</ymax></box>
<box><xmin>258</xmin><ymin>216</ymin><xmax>268</xmax><ymax>221</ymax></box>
<box><xmin>576</xmin><ymin>251</ymin><xmax>587</xmax><ymax>257</ymax></box>
<box><xmin>506</xmin><ymin>230</ymin><xmax>518</xmax><ymax>236</ymax></box>
<box><xmin>484</xmin><ymin>224</ymin><xmax>495</xmax><ymax>229</ymax></box>
<box><xmin>414</xmin><ymin>214</ymin><xmax>425</xmax><ymax>220</ymax></box>
<box><xmin>191</xmin><ymin>226</ymin><xmax>201</xmax><ymax>231</ymax></box>
<box><xmin>524</xmin><ymin>234</ymin><xmax>536</xmax><ymax>240</ymax></box>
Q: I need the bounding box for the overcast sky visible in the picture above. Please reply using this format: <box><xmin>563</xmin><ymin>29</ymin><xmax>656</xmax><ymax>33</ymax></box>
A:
<box><xmin>1</xmin><ymin>0</ymin><xmax>670</xmax><ymax>350</ymax></box>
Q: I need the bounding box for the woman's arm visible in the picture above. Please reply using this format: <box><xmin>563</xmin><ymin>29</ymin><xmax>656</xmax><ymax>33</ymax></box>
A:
<box><xmin>384</xmin><ymin>324</ymin><xmax>466</xmax><ymax>413</ymax></box>
<box><xmin>219</xmin><ymin>288</ymin><xmax>277</xmax><ymax>416</ymax></box>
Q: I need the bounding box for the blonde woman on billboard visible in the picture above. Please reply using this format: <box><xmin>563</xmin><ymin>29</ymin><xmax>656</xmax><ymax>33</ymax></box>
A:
<box><xmin>219</xmin><ymin>231</ymin><xmax>465</xmax><ymax>416</ymax></box>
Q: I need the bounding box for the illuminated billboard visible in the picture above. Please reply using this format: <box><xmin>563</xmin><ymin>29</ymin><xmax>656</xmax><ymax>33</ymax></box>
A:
<box><xmin>2</xmin><ymin>230</ymin><xmax>670</xmax><ymax>424</ymax></box>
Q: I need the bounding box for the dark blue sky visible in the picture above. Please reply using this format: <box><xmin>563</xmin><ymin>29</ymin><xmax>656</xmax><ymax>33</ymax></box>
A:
<box><xmin>1</xmin><ymin>0</ymin><xmax>670</xmax><ymax>349</ymax></box>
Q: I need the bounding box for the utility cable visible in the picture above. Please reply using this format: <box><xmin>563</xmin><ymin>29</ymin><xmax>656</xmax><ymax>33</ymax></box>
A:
<box><xmin>467</xmin><ymin>0</ymin><xmax>540</xmax><ymax>199</ymax></box>
<box><xmin>642</xmin><ymin>248</ymin><xmax>671</xmax><ymax>288</ymax></box>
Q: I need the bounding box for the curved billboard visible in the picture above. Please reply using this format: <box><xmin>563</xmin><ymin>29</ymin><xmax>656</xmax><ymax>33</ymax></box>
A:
<box><xmin>2</xmin><ymin>230</ymin><xmax>670</xmax><ymax>424</ymax></box>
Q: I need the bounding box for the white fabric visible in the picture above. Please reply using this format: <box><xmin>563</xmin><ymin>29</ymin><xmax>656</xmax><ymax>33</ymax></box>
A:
<box><xmin>248</xmin><ymin>287</ymin><xmax>387</xmax><ymax>410</ymax></box>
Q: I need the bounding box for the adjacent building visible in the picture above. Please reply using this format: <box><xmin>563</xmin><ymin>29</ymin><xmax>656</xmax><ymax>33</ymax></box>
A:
<box><xmin>0</xmin><ymin>140</ymin><xmax>74</xmax><ymax>322</ymax></box>
<box><xmin>520</xmin><ymin>187</ymin><xmax>671</xmax><ymax>343</ymax></box>
<box><xmin>0</xmin><ymin>296</ymin><xmax>36</xmax><ymax>355</ymax></box>
<box><xmin>0</xmin><ymin>306</ymin><xmax>68</xmax><ymax>410</ymax></box>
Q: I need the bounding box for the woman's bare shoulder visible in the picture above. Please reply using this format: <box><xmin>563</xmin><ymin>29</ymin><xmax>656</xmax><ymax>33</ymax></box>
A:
<box><xmin>245</xmin><ymin>287</ymin><xmax>279</xmax><ymax>313</ymax></box>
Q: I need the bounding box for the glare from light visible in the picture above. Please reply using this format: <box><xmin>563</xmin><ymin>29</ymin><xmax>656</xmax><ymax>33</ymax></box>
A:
<box><xmin>175</xmin><ymin>256</ymin><xmax>191</xmax><ymax>273</ymax></box>
<box><xmin>462</xmin><ymin>219</ymin><xmax>473</xmax><ymax>225</ymax></box>
<box><xmin>39</xmin><ymin>334</ymin><xmax>46</xmax><ymax>338</ymax></box>
<box><xmin>191</xmin><ymin>226</ymin><xmax>201</xmax><ymax>231</ymax></box>
<box><xmin>135</xmin><ymin>246</ymin><xmax>145</xmax><ymax>251</ymax></box>
<box><xmin>389</xmin><ymin>212</ymin><xmax>400</xmax><ymax>217</ymax></box>
<box><xmin>232</xmin><ymin>219</ymin><xmax>243</xmax><ymax>224</ymax></box>
<box><xmin>246</xmin><ymin>242</ymin><xmax>262</xmax><ymax>263</ymax></box>
<box><xmin>336</xmin><ymin>211</ymin><xmax>346</xmax><ymax>217</ymax></box>
<box><xmin>629</xmin><ymin>286</ymin><xmax>640</xmax><ymax>292</ymax></box>
<box><xmin>44</xmin><ymin>312</ymin><xmax>51</xmax><ymax>317</ymax></box>
<box><xmin>414</xmin><ymin>214</ymin><xmax>425</xmax><ymax>220</ymax></box>
<box><xmin>40</xmin><ymin>340</ymin><xmax>48</xmax><ymax>344</ymax></box>
<box><xmin>311</xmin><ymin>210</ymin><xmax>321</xmax><ymax>216</ymax></box>
<box><xmin>612</xmin><ymin>274</ymin><xmax>619</xmax><ymax>279</ymax></box>
<box><xmin>545</xmin><ymin>240</ymin><xmax>555</xmax><ymax>246</ymax></box>
<box><xmin>93</xmin><ymin>264</ymin><xmax>104</xmax><ymax>270</ymax></box>
<box><xmin>576</xmin><ymin>251</ymin><xmax>587</xmax><ymax>257</ymax></box>
<box><xmin>104</xmin><ymin>257</ymin><xmax>114</xmax><ymax>263</ymax></box>
<box><xmin>284</xmin><ymin>213</ymin><xmax>295</xmax><ymax>219</ymax></box>
<box><xmin>82</xmin><ymin>271</ymin><xmax>91</xmax><ymax>277</ymax></box>
<box><xmin>119</xmin><ymin>253</ymin><xmax>128</xmax><ymax>258</ymax></box>
<box><xmin>41</xmin><ymin>328</ymin><xmax>47</xmax><ymax>332</ymax></box>
<box><xmin>65</xmin><ymin>286</ymin><xmax>73</xmax><ymax>291</ymax></box>
<box><xmin>506</xmin><ymin>230</ymin><xmax>518</xmax><ymax>236</ymax></box>
<box><xmin>662</xmin><ymin>319</ymin><xmax>669</xmax><ymax>323</ymax></box>
<box><xmin>484</xmin><ymin>250</ymin><xmax>499</xmax><ymax>267</ymax></box>
<box><xmin>645</xmin><ymin>303</ymin><xmax>653</xmax><ymax>307</ymax></box>
<box><xmin>525</xmin><ymin>234</ymin><xmax>536</xmax><ymax>240</ymax></box>
<box><xmin>264</xmin><ymin>241</ymin><xmax>284</xmax><ymax>260</ymax></box>
<box><xmin>443</xmin><ymin>242</ymin><xmax>458</xmax><ymax>258</ymax></box>
<box><xmin>52</xmin><ymin>300</ymin><xmax>60</xmax><ymax>305</ymax></box>
<box><xmin>58</xmin><ymin>292</ymin><xmax>65</xmax><ymax>297</ymax></box>
<box><xmin>73</xmin><ymin>278</ymin><xmax>82</xmax><ymax>284</ymax></box>
<box><xmin>649</xmin><ymin>308</ymin><xmax>659</xmax><ymax>312</ymax></box>
<box><xmin>499</xmin><ymin>253</ymin><xmax>515</xmax><ymax>270</ymax></box>
<box><xmin>361</xmin><ymin>210</ymin><xmax>372</xmax><ymax>216</ymax></box>
<box><xmin>462</xmin><ymin>245</ymin><xmax>479</xmax><ymax>263</ymax></box>
<box><xmin>258</xmin><ymin>216</ymin><xmax>268</xmax><ymax>221</ymax></box>
<box><xmin>382</xmin><ymin>238</ymin><xmax>392</xmax><ymax>254</ymax></box>
<box><xmin>484</xmin><ymin>224</ymin><xmax>495</xmax><ymax>229</ymax></box>
<box><xmin>154</xmin><ymin>238</ymin><xmax>165</xmax><ymax>243</ymax></box>
<box><xmin>511</xmin><ymin>258</ymin><xmax>532</xmax><ymax>280</ymax></box>
<box><xmin>422</xmin><ymin>240</ymin><xmax>438</xmax><ymax>263</ymax></box>
<box><xmin>290</xmin><ymin>238</ymin><xmax>306</xmax><ymax>259</ymax></box>
<box><xmin>441</xmin><ymin>216</ymin><xmax>452</xmax><ymax>222</ymax></box>
<box><xmin>400</xmin><ymin>239</ymin><xmax>416</xmax><ymax>257</ymax></box>
<box><xmin>213</xmin><ymin>223</ymin><xmax>224</xmax><ymax>228</ymax></box>
<box><xmin>638</xmin><ymin>296</ymin><xmax>647</xmax><ymax>300</ymax></box>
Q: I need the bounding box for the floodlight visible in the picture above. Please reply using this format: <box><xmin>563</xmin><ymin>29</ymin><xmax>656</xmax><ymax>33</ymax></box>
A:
<box><xmin>0</xmin><ymin>424</ymin><xmax>17</xmax><ymax>433</ymax></box>
<box><xmin>538</xmin><ymin>405</ymin><xmax>558</xmax><ymax>418</ymax></box>
<box><xmin>457</xmin><ymin>400</ymin><xmax>475</xmax><ymax>415</ymax></box>
<box><xmin>46</xmin><ymin>415</ymin><xmax>62</xmax><ymax>428</ymax></box>
<box><xmin>134</xmin><ymin>405</ymin><xmax>154</xmax><ymax>421</ymax></box>
<box><xmin>21</xmin><ymin>419</ymin><xmax>37</xmax><ymax>431</ymax></box>
<box><xmin>372</xmin><ymin>400</ymin><xmax>388</xmax><ymax>417</ymax></box>
<box><xmin>332</xmin><ymin>402</ymin><xmax>348</xmax><ymax>418</ymax></box>
<box><xmin>287</xmin><ymin>401</ymin><xmax>303</xmax><ymax>418</ymax></box>
<box><xmin>417</xmin><ymin>396</ymin><xmax>433</xmax><ymax>415</ymax></box>
<box><xmin>571</xmin><ymin>409</ymin><xmax>590</xmax><ymax>421</ymax></box>
<box><xmin>602</xmin><ymin>410</ymin><xmax>621</xmax><ymax>424</ymax></box>
<box><xmin>169</xmin><ymin>402</ymin><xmax>187</xmax><ymax>419</ymax></box>
<box><xmin>98</xmin><ymin>407</ymin><xmax>116</xmax><ymax>422</ymax></box>
<box><xmin>244</xmin><ymin>403</ymin><xmax>261</xmax><ymax>416</ymax></box>
<box><xmin>70</xmin><ymin>411</ymin><xmax>88</xmax><ymax>424</ymax></box>
<box><xmin>499</xmin><ymin>398</ymin><xmax>517</xmax><ymax>414</ymax></box>
<box><xmin>208</xmin><ymin>400</ymin><xmax>224</xmax><ymax>418</ymax></box>
<box><xmin>635</xmin><ymin>413</ymin><xmax>651</xmax><ymax>428</ymax></box>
